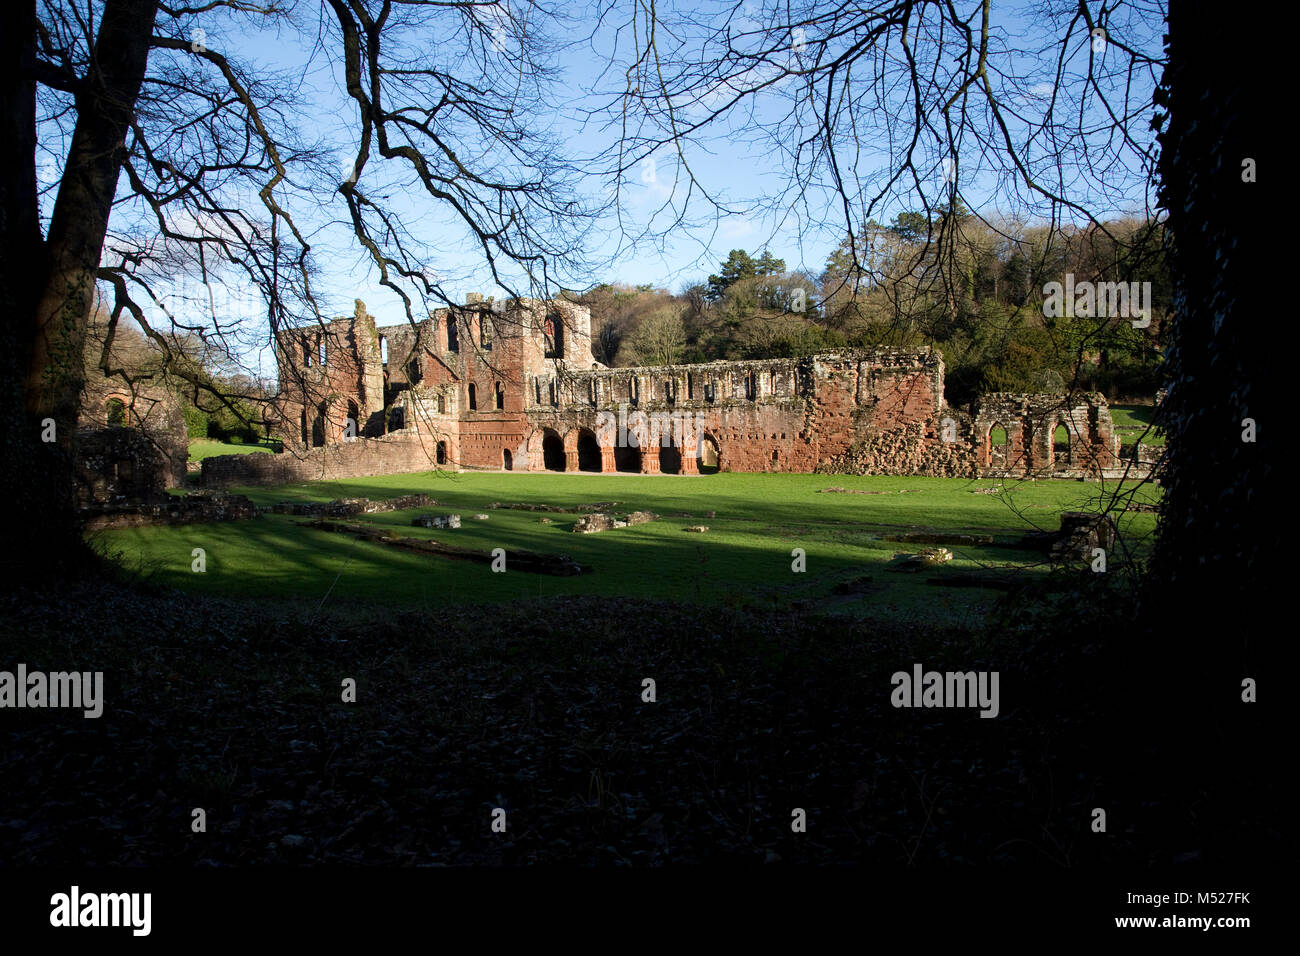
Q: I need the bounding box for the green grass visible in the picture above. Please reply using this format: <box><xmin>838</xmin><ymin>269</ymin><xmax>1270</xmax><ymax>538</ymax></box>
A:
<box><xmin>93</xmin><ymin>471</ymin><xmax>1160</xmax><ymax>625</ymax></box>
<box><xmin>188</xmin><ymin>439</ymin><xmax>277</xmax><ymax>462</ymax></box>
<box><xmin>1110</xmin><ymin>403</ymin><xmax>1164</xmax><ymax>447</ymax></box>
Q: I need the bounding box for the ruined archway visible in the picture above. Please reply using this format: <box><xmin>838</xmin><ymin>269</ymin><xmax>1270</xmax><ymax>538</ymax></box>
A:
<box><xmin>988</xmin><ymin>423</ymin><xmax>1008</xmax><ymax>468</ymax></box>
<box><xmin>699</xmin><ymin>434</ymin><xmax>720</xmax><ymax>474</ymax></box>
<box><xmin>542</xmin><ymin>429</ymin><xmax>565</xmax><ymax>471</ymax></box>
<box><xmin>1053</xmin><ymin>420</ymin><xmax>1071</xmax><ymax>470</ymax></box>
<box><xmin>105</xmin><ymin>398</ymin><xmax>127</xmax><ymax>427</ymax></box>
<box><xmin>659</xmin><ymin>435</ymin><xmax>682</xmax><ymax>474</ymax></box>
<box><xmin>311</xmin><ymin>404</ymin><xmax>326</xmax><ymax>447</ymax></box>
<box><xmin>614</xmin><ymin>441</ymin><xmax>640</xmax><ymax>473</ymax></box>
<box><xmin>577</xmin><ymin>429</ymin><xmax>602</xmax><ymax>472</ymax></box>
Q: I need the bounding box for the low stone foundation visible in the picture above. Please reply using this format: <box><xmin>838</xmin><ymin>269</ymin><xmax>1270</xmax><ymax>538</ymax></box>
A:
<box><xmin>82</xmin><ymin>493</ymin><xmax>258</xmax><ymax>531</ymax></box>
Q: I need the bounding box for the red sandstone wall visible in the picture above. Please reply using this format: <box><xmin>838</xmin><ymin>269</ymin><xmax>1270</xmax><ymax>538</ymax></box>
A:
<box><xmin>201</xmin><ymin>436</ymin><xmax>445</xmax><ymax>487</ymax></box>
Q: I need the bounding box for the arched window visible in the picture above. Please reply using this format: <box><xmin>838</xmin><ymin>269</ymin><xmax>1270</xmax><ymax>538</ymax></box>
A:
<box><xmin>495</xmin><ymin>383</ymin><xmax>504</xmax><ymax>410</ymax></box>
<box><xmin>543</xmin><ymin>313</ymin><xmax>563</xmax><ymax>358</ymax></box>
<box><xmin>468</xmin><ymin>383</ymin><xmax>477</xmax><ymax>410</ymax></box>
<box><xmin>446</xmin><ymin>313</ymin><xmax>459</xmax><ymax>352</ymax></box>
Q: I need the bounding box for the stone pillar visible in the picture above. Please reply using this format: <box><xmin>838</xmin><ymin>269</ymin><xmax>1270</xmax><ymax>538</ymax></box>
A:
<box><xmin>680</xmin><ymin>443</ymin><xmax>699</xmax><ymax>475</ymax></box>
<box><xmin>600</xmin><ymin>446</ymin><xmax>616</xmax><ymax>473</ymax></box>
<box><xmin>565</xmin><ymin>450</ymin><xmax>578</xmax><ymax>472</ymax></box>
<box><xmin>640</xmin><ymin>444</ymin><xmax>661</xmax><ymax>474</ymax></box>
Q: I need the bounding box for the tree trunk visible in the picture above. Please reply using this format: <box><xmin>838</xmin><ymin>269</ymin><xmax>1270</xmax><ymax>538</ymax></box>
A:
<box><xmin>1147</xmin><ymin>0</ymin><xmax>1270</xmax><ymax>664</ymax></box>
<box><xmin>3</xmin><ymin>0</ymin><xmax>158</xmax><ymax>578</ymax></box>
<box><xmin>1119</xmin><ymin>0</ymin><xmax>1277</xmax><ymax>860</ymax></box>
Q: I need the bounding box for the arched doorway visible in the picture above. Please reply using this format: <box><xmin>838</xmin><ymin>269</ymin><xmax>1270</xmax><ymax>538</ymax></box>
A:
<box><xmin>988</xmin><ymin>423</ymin><xmax>1008</xmax><ymax>468</ymax></box>
<box><xmin>346</xmin><ymin>400</ymin><xmax>360</xmax><ymax>438</ymax></box>
<box><xmin>503</xmin><ymin>448</ymin><xmax>513</xmax><ymax>471</ymax></box>
<box><xmin>699</xmin><ymin>434</ymin><xmax>720</xmax><ymax>474</ymax></box>
<box><xmin>577</xmin><ymin>429</ymin><xmax>602</xmax><ymax>472</ymax></box>
<box><xmin>1053</xmin><ymin>421</ymin><xmax>1071</xmax><ymax>469</ymax></box>
<box><xmin>436</xmin><ymin>441</ymin><xmax>447</xmax><ymax>465</ymax></box>
<box><xmin>542</xmin><ymin>430</ymin><xmax>565</xmax><ymax>471</ymax></box>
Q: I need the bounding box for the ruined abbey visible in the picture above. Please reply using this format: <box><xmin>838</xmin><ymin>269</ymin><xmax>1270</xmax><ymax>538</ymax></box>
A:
<box><xmin>199</xmin><ymin>295</ymin><xmax>1127</xmax><ymax>487</ymax></box>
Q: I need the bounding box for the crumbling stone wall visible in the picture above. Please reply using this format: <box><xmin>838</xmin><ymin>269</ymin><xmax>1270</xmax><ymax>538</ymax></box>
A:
<box><xmin>201</xmin><ymin>433</ymin><xmax>446</xmax><ymax>487</ymax></box>
<box><xmin>272</xmin><ymin>295</ymin><xmax>593</xmax><ymax>472</ymax></box>
<box><xmin>266</xmin><ymin>293</ymin><xmax>1129</xmax><ymax>481</ymax></box>
<box><xmin>970</xmin><ymin>393</ymin><xmax>1119</xmax><ymax>476</ymax></box>
<box><xmin>77</xmin><ymin>378</ymin><xmax>188</xmax><ymax>488</ymax></box>
<box><xmin>76</xmin><ymin>427</ymin><xmax>170</xmax><ymax>506</ymax></box>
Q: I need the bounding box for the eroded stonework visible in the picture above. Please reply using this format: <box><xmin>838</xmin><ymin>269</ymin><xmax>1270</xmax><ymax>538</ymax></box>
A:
<box><xmin>247</xmin><ymin>294</ymin><xmax>1128</xmax><ymax>484</ymax></box>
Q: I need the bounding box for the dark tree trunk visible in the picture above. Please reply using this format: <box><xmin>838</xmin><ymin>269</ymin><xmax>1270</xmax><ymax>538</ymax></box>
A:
<box><xmin>1149</xmin><ymin>2</ymin><xmax>1271</xmax><ymax>633</ymax></box>
<box><xmin>1117</xmin><ymin>0</ymin><xmax>1279</xmax><ymax>861</ymax></box>
<box><xmin>3</xmin><ymin>0</ymin><xmax>158</xmax><ymax>578</ymax></box>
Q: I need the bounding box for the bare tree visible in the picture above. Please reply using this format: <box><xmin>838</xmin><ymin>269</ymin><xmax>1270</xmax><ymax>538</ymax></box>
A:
<box><xmin>6</xmin><ymin>0</ymin><xmax>597</xmax><ymax>571</ymax></box>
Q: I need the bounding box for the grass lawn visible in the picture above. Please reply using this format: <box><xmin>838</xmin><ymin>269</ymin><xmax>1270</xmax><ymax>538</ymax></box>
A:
<box><xmin>1109</xmin><ymin>403</ymin><xmax>1164</xmax><ymax>447</ymax></box>
<box><xmin>188</xmin><ymin>438</ymin><xmax>277</xmax><ymax>462</ymax></box>
<box><xmin>94</xmin><ymin>471</ymin><xmax>1160</xmax><ymax>625</ymax></box>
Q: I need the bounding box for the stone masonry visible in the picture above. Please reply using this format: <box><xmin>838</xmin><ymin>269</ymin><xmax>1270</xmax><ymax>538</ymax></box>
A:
<box><xmin>239</xmin><ymin>294</ymin><xmax>1125</xmax><ymax>485</ymax></box>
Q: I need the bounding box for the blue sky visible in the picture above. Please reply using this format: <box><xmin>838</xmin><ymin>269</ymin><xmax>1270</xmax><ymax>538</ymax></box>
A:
<box><xmin>38</xmin><ymin>0</ymin><xmax>1164</xmax><ymax>376</ymax></box>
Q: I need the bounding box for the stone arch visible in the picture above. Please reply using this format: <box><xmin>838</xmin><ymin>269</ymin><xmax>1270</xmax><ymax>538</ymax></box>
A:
<box><xmin>346</xmin><ymin>400</ymin><xmax>360</xmax><ymax>438</ymax></box>
<box><xmin>105</xmin><ymin>397</ymin><xmax>127</xmax><ymax>427</ymax></box>
<box><xmin>542</xmin><ymin>428</ymin><xmax>565</xmax><ymax>471</ymax></box>
<box><xmin>1053</xmin><ymin>419</ymin><xmax>1071</xmax><ymax>469</ymax></box>
<box><xmin>987</xmin><ymin>423</ymin><xmax>1009</xmax><ymax>468</ymax></box>
<box><xmin>577</xmin><ymin>428</ymin><xmax>602</xmax><ymax>472</ymax></box>
<box><xmin>614</xmin><ymin>441</ymin><xmax>640</xmax><ymax>473</ymax></box>
<box><xmin>699</xmin><ymin>434</ymin><xmax>721</xmax><ymax>474</ymax></box>
<box><xmin>659</xmin><ymin>433</ymin><xmax>682</xmax><ymax>474</ymax></box>
<box><xmin>543</xmin><ymin>312</ymin><xmax>564</xmax><ymax>358</ymax></box>
<box><xmin>503</xmin><ymin>448</ymin><xmax>513</xmax><ymax>471</ymax></box>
